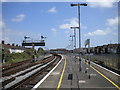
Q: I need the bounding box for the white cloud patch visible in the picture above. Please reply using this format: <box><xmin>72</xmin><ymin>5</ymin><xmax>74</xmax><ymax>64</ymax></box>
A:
<box><xmin>60</xmin><ymin>18</ymin><xmax>78</xmax><ymax>29</ymax></box>
<box><xmin>84</xmin><ymin>16</ymin><xmax>118</xmax><ymax>37</ymax></box>
<box><xmin>106</xmin><ymin>17</ymin><xmax>118</xmax><ymax>26</ymax></box>
<box><xmin>84</xmin><ymin>28</ymin><xmax>111</xmax><ymax>36</ymax></box>
<box><xmin>65</xmin><ymin>30</ymin><xmax>70</xmax><ymax>37</ymax></box>
<box><xmin>60</xmin><ymin>17</ymin><xmax>87</xmax><ymax>30</ymax></box>
<box><xmin>65</xmin><ymin>30</ymin><xmax>70</xmax><ymax>34</ymax></box>
<box><xmin>2</xmin><ymin>23</ymin><xmax>41</xmax><ymax>44</ymax></box>
<box><xmin>1</xmin><ymin>0</ymin><xmax>119</xmax><ymax>2</ymax></box>
<box><xmin>0</xmin><ymin>20</ymin><xmax>5</xmax><ymax>28</ymax></box>
<box><xmin>48</xmin><ymin>7</ymin><xmax>57</xmax><ymax>13</ymax></box>
<box><xmin>0</xmin><ymin>20</ymin><xmax>6</xmax><ymax>41</ymax></box>
<box><xmin>51</xmin><ymin>28</ymin><xmax>57</xmax><ymax>32</ymax></box>
<box><xmin>12</xmin><ymin>14</ymin><xmax>26</xmax><ymax>22</ymax></box>
<box><xmin>2</xmin><ymin>37</ymin><xmax>10</xmax><ymax>42</ymax></box>
<box><xmin>81</xmin><ymin>24</ymin><xmax>88</xmax><ymax>29</ymax></box>
<box><xmin>1</xmin><ymin>0</ymin><xmax>7</xmax><ymax>1</ymax></box>
<box><xmin>86</xmin><ymin>0</ymin><xmax>116</xmax><ymax>8</ymax></box>
<box><xmin>66</xmin><ymin>34</ymin><xmax>70</xmax><ymax>37</ymax></box>
<box><xmin>50</xmin><ymin>28</ymin><xmax>57</xmax><ymax>36</ymax></box>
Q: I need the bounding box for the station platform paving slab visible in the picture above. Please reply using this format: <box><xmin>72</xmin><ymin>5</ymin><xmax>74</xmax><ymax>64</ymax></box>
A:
<box><xmin>36</xmin><ymin>54</ymin><xmax>119</xmax><ymax>90</ymax></box>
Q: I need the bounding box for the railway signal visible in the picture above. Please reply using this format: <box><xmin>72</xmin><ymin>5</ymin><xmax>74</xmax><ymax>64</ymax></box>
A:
<box><xmin>22</xmin><ymin>36</ymin><xmax>46</xmax><ymax>62</ymax></box>
<box><xmin>22</xmin><ymin>36</ymin><xmax>45</xmax><ymax>46</ymax></box>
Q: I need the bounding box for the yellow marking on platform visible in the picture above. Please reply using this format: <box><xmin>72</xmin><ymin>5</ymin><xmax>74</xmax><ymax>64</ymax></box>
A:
<box><xmin>90</xmin><ymin>65</ymin><xmax>120</xmax><ymax>90</ymax></box>
<box><xmin>56</xmin><ymin>58</ymin><xmax>66</xmax><ymax>90</ymax></box>
<box><xmin>83</xmin><ymin>59</ymin><xmax>120</xmax><ymax>90</ymax></box>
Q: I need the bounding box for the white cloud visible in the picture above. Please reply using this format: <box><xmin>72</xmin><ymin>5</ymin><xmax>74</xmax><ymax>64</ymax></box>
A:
<box><xmin>106</xmin><ymin>17</ymin><xmax>118</xmax><ymax>26</ymax></box>
<box><xmin>2</xmin><ymin>0</ymin><xmax>10</xmax><ymax>1</ymax></box>
<box><xmin>65</xmin><ymin>30</ymin><xmax>70</xmax><ymax>37</ymax></box>
<box><xmin>51</xmin><ymin>28</ymin><xmax>57</xmax><ymax>32</ymax></box>
<box><xmin>50</xmin><ymin>28</ymin><xmax>57</xmax><ymax>36</ymax></box>
<box><xmin>0</xmin><ymin>20</ymin><xmax>6</xmax><ymax>41</ymax></box>
<box><xmin>1</xmin><ymin>0</ymin><xmax>119</xmax><ymax>2</ymax></box>
<box><xmin>60</xmin><ymin>18</ymin><xmax>78</xmax><ymax>29</ymax></box>
<box><xmin>2</xmin><ymin>37</ymin><xmax>10</xmax><ymax>42</ymax></box>
<box><xmin>65</xmin><ymin>31</ymin><xmax>70</xmax><ymax>34</ymax></box>
<box><xmin>60</xmin><ymin>17</ymin><xmax>87</xmax><ymax>30</ymax></box>
<box><xmin>84</xmin><ymin>16</ymin><xmax>118</xmax><ymax>37</ymax></box>
<box><xmin>0</xmin><ymin>20</ymin><xmax>5</xmax><ymax>28</ymax></box>
<box><xmin>2</xmin><ymin>24</ymin><xmax>41</xmax><ymax>44</ymax></box>
<box><xmin>86</xmin><ymin>0</ymin><xmax>116</xmax><ymax>8</ymax></box>
<box><xmin>81</xmin><ymin>24</ymin><xmax>88</xmax><ymax>29</ymax></box>
<box><xmin>12</xmin><ymin>14</ymin><xmax>26</xmax><ymax>22</ymax></box>
<box><xmin>84</xmin><ymin>29</ymin><xmax>111</xmax><ymax>36</ymax></box>
<box><xmin>48</xmin><ymin>7</ymin><xmax>57</xmax><ymax>13</ymax></box>
<box><xmin>66</xmin><ymin>34</ymin><xmax>70</xmax><ymax>37</ymax></box>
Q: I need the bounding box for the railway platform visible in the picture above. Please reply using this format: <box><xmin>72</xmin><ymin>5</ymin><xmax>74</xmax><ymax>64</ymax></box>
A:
<box><xmin>32</xmin><ymin>54</ymin><xmax>120</xmax><ymax>90</ymax></box>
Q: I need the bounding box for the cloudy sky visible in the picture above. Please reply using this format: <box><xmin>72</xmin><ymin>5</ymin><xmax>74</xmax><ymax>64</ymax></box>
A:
<box><xmin>1</xmin><ymin>1</ymin><xmax>119</xmax><ymax>49</ymax></box>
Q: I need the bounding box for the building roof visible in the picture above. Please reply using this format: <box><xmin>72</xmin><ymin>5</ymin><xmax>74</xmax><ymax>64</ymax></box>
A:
<box><xmin>2</xmin><ymin>44</ymin><xmax>25</xmax><ymax>50</ymax></box>
<box><xmin>50</xmin><ymin>48</ymin><xmax>67</xmax><ymax>51</ymax></box>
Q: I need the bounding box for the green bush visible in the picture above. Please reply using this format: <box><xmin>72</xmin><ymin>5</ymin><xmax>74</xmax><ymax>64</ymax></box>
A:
<box><xmin>2</xmin><ymin>48</ymin><xmax>33</xmax><ymax>64</ymax></box>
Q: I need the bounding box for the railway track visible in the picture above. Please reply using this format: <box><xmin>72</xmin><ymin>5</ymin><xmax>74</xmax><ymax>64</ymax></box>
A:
<box><xmin>2</xmin><ymin>55</ymin><xmax>54</xmax><ymax>76</ymax></box>
<box><xmin>2</xmin><ymin>59</ymin><xmax>31</xmax><ymax>72</ymax></box>
<box><xmin>1</xmin><ymin>54</ymin><xmax>61</xmax><ymax>90</ymax></box>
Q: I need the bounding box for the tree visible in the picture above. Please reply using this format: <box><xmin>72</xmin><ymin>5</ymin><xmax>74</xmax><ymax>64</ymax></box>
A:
<box><xmin>37</xmin><ymin>47</ymin><xmax>45</xmax><ymax>55</ymax></box>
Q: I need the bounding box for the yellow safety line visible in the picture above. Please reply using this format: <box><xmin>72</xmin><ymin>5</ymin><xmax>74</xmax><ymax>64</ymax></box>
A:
<box><xmin>56</xmin><ymin>58</ymin><xmax>66</xmax><ymax>90</ymax></box>
<box><xmin>83</xmin><ymin>60</ymin><xmax>120</xmax><ymax>90</ymax></box>
<box><xmin>90</xmin><ymin>65</ymin><xmax>120</xmax><ymax>90</ymax></box>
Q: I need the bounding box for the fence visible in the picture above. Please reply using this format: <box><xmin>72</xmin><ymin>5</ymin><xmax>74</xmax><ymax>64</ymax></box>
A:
<box><xmin>82</xmin><ymin>54</ymin><xmax>120</xmax><ymax>72</ymax></box>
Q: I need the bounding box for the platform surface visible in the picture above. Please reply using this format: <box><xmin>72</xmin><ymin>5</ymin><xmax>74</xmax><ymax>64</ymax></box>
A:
<box><xmin>37</xmin><ymin>54</ymin><xmax>119</xmax><ymax>90</ymax></box>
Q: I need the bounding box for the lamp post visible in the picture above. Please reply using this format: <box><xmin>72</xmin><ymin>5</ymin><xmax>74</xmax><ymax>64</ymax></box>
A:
<box><xmin>70</xmin><ymin>27</ymin><xmax>79</xmax><ymax>54</ymax></box>
<box><xmin>71</xmin><ymin>3</ymin><xmax>87</xmax><ymax>71</ymax></box>
<box><xmin>70</xmin><ymin>35</ymin><xmax>75</xmax><ymax>52</ymax></box>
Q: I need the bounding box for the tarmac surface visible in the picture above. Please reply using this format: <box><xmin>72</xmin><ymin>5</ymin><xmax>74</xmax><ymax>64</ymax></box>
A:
<box><xmin>36</xmin><ymin>54</ymin><xmax>120</xmax><ymax>90</ymax></box>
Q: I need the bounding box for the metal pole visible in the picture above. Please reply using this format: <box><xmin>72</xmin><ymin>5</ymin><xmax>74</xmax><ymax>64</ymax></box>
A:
<box><xmin>78</xmin><ymin>4</ymin><xmax>82</xmax><ymax>71</ymax></box>
<box><xmin>32</xmin><ymin>44</ymin><xmax>35</xmax><ymax>62</ymax></box>
<box><xmin>88</xmin><ymin>39</ymin><xmax>90</xmax><ymax>79</ymax></box>
<box><xmin>74</xmin><ymin>28</ymin><xmax>76</xmax><ymax>53</ymax></box>
<box><xmin>74</xmin><ymin>28</ymin><xmax>76</xmax><ymax>62</ymax></box>
<box><xmin>70</xmin><ymin>34</ymin><xmax>75</xmax><ymax>60</ymax></box>
<box><xmin>72</xmin><ymin>36</ymin><xmax>74</xmax><ymax>54</ymax></box>
<box><xmin>70</xmin><ymin>35</ymin><xmax>74</xmax><ymax>53</ymax></box>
